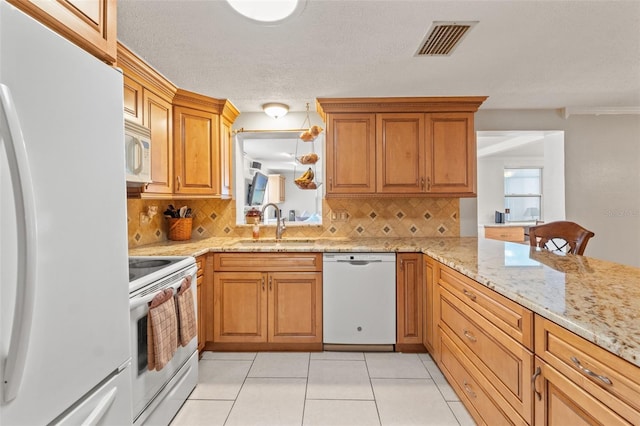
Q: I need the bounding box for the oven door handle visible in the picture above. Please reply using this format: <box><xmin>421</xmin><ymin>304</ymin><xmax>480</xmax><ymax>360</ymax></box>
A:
<box><xmin>129</xmin><ymin>279</ymin><xmax>184</xmax><ymax>310</ymax></box>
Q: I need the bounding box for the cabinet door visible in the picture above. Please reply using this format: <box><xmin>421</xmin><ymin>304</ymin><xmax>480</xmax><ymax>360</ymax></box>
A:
<box><xmin>143</xmin><ymin>89</ymin><xmax>173</xmax><ymax>195</ymax></box>
<box><xmin>268</xmin><ymin>272</ymin><xmax>322</xmax><ymax>343</ymax></box>
<box><xmin>213</xmin><ymin>272</ymin><xmax>267</xmax><ymax>343</ymax></box>
<box><xmin>173</xmin><ymin>106</ymin><xmax>220</xmax><ymax>196</ymax></box>
<box><xmin>533</xmin><ymin>358</ymin><xmax>631</xmax><ymax>426</ymax></box>
<box><xmin>123</xmin><ymin>75</ymin><xmax>143</xmax><ymax>125</ymax></box>
<box><xmin>396</xmin><ymin>253</ymin><xmax>423</xmax><ymax>348</ymax></box>
<box><xmin>9</xmin><ymin>0</ymin><xmax>117</xmax><ymax>63</ymax></box>
<box><xmin>376</xmin><ymin>113</ymin><xmax>425</xmax><ymax>193</ymax></box>
<box><xmin>423</xmin><ymin>255</ymin><xmax>436</xmax><ymax>356</ymax></box>
<box><xmin>220</xmin><ymin>114</ymin><xmax>234</xmax><ymax>198</ymax></box>
<box><xmin>326</xmin><ymin>113</ymin><xmax>376</xmax><ymax>195</ymax></box>
<box><xmin>425</xmin><ymin>112</ymin><xmax>476</xmax><ymax>195</ymax></box>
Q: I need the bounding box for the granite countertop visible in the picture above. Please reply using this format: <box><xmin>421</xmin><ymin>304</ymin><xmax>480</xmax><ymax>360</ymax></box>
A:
<box><xmin>129</xmin><ymin>236</ymin><xmax>640</xmax><ymax>368</ymax></box>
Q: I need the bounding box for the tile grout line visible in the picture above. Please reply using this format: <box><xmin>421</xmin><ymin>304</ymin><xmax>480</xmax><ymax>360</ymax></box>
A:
<box><xmin>300</xmin><ymin>352</ymin><xmax>311</xmax><ymax>426</ymax></box>
<box><xmin>363</xmin><ymin>352</ymin><xmax>384</xmax><ymax>426</ymax></box>
<box><xmin>222</xmin><ymin>352</ymin><xmax>257</xmax><ymax>426</ymax></box>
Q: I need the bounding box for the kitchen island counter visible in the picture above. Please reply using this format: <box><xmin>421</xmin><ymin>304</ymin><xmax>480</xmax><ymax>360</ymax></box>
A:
<box><xmin>129</xmin><ymin>236</ymin><xmax>640</xmax><ymax>368</ymax></box>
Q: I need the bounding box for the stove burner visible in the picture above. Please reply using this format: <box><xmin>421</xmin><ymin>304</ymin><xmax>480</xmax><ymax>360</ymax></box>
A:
<box><xmin>130</xmin><ymin>259</ymin><xmax>172</xmax><ymax>268</ymax></box>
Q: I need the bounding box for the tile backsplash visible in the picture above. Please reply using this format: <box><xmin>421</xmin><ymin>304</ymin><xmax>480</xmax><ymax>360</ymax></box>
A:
<box><xmin>127</xmin><ymin>197</ymin><xmax>460</xmax><ymax>247</ymax></box>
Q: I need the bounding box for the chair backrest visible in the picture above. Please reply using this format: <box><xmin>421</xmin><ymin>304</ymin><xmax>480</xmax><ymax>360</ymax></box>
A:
<box><xmin>528</xmin><ymin>221</ymin><xmax>595</xmax><ymax>255</ymax></box>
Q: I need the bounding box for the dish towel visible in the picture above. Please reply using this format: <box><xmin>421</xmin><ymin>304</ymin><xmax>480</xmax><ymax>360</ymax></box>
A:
<box><xmin>175</xmin><ymin>275</ymin><xmax>197</xmax><ymax>347</ymax></box>
<box><xmin>147</xmin><ymin>288</ymin><xmax>178</xmax><ymax>371</ymax></box>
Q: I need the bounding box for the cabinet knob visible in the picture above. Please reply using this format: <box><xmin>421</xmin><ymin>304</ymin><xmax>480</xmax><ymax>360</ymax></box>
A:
<box><xmin>176</xmin><ymin>175</ymin><xmax>182</xmax><ymax>191</ymax></box>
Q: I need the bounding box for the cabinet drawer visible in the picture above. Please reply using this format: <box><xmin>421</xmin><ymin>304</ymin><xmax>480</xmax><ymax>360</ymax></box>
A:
<box><xmin>535</xmin><ymin>315</ymin><xmax>640</xmax><ymax>422</ymax></box>
<box><xmin>484</xmin><ymin>226</ymin><xmax>525</xmax><ymax>242</ymax></box>
<box><xmin>437</xmin><ymin>263</ymin><xmax>533</xmax><ymax>349</ymax></box>
<box><xmin>439</xmin><ymin>329</ymin><xmax>526</xmax><ymax>426</ymax></box>
<box><xmin>440</xmin><ymin>287</ymin><xmax>533</xmax><ymax>423</ymax></box>
<box><xmin>535</xmin><ymin>358</ymin><xmax>633</xmax><ymax>426</ymax></box>
<box><xmin>214</xmin><ymin>253</ymin><xmax>322</xmax><ymax>272</ymax></box>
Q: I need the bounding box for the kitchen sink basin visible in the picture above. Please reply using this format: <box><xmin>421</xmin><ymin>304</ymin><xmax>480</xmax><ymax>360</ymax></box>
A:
<box><xmin>232</xmin><ymin>238</ymin><xmax>316</xmax><ymax>246</ymax></box>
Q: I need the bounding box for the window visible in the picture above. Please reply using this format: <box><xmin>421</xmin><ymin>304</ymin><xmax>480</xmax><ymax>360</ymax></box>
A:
<box><xmin>504</xmin><ymin>168</ymin><xmax>542</xmax><ymax>222</ymax></box>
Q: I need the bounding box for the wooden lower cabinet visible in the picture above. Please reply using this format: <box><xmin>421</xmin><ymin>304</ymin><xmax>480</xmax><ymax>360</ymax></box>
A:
<box><xmin>534</xmin><ymin>315</ymin><xmax>640</xmax><ymax>425</ymax></box>
<box><xmin>211</xmin><ymin>253</ymin><xmax>322</xmax><ymax>351</ymax></box>
<box><xmin>396</xmin><ymin>253</ymin><xmax>424</xmax><ymax>352</ymax></box>
<box><xmin>422</xmin><ymin>255</ymin><xmax>437</xmax><ymax>357</ymax></box>
<box><xmin>434</xmin><ymin>257</ymin><xmax>534</xmax><ymax>424</ymax></box>
<box><xmin>427</xmin><ymin>255</ymin><xmax>640</xmax><ymax>425</ymax></box>
<box><xmin>533</xmin><ymin>358</ymin><xmax>632</xmax><ymax>425</ymax></box>
<box><xmin>195</xmin><ymin>255</ymin><xmax>205</xmax><ymax>353</ymax></box>
<box><xmin>439</xmin><ymin>329</ymin><xmax>526</xmax><ymax>425</ymax></box>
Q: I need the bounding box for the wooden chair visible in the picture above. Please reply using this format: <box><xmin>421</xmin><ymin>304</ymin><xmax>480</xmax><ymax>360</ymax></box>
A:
<box><xmin>528</xmin><ymin>221</ymin><xmax>595</xmax><ymax>255</ymax></box>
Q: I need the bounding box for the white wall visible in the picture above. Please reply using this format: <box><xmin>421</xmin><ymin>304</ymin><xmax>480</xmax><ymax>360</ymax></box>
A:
<box><xmin>465</xmin><ymin>110</ymin><xmax>640</xmax><ymax>267</ymax></box>
<box><xmin>476</xmin><ymin>133</ymin><xmax>565</xmax><ymax>226</ymax></box>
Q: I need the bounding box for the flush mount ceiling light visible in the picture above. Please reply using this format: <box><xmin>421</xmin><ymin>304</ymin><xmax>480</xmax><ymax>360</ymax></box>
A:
<box><xmin>262</xmin><ymin>102</ymin><xmax>289</xmax><ymax>119</ymax></box>
<box><xmin>225</xmin><ymin>0</ymin><xmax>307</xmax><ymax>24</ymax></box>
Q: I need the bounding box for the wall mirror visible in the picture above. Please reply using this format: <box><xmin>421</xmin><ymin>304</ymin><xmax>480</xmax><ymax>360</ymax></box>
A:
<box><xmin>234</xmin><ymin>131</ymin><xmax>324</xmax><ymax>226</ymax></box>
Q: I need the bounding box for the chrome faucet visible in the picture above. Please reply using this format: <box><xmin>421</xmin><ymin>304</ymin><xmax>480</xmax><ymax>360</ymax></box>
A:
<box><xmin>262</xmin><ymin>203</ymin><xmax>286</xmax><ymax>240</ymax></box>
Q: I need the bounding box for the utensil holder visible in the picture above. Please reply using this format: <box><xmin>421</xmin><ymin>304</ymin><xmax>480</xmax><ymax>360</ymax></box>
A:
<box><xmin>168</xmin><ymin>217</ymin><xmax>192</xmax><ymax>241</ymax></box>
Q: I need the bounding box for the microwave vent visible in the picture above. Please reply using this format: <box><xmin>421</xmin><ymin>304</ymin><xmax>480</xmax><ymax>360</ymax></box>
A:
<box><xmin>415</xmin><ymin>21</ymin><xmax>477</xmax><ymax>56</ymax></box>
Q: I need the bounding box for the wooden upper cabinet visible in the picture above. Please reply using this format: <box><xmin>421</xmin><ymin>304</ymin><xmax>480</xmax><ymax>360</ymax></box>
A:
<box><xmin>325</xmin><ymin>113</ymin><xmax>376</xmax><ymax>195</ymax></box>
<box><xmin>220</xmin><ymin>102</ymin><xmax>239</xmax><ymax>199</ymax></box>
<box><xmin>172</xmin><ymin>89</ymin><xmax>239</xmax><ymax>198</ymax></box>
<box><xmin>118</xmin><ymin>43</ymin><xmax>177</xmax><ymax>198</ymax></box>
<box><xmin>425</xmin><ymin>112</ymin><xmax>476</xmax><ymax>195</ymax></box>
<box><xmin>317</xmin><ymin>97</ymin><xmax>486</xmax><ymax>197</ymax></box>
<box><xmin>173</xmin><ymin>105</ymin><xmax>219</xmax><ymax>196</ymax></box>
<box><xmin>123</xmin><ymin>75</ymin><xmax>143</xmax><ymax>126</ymax></box>
<box><xmin>9</xmin><ymin>0</ymin><xmax>117</xmax><ymax>63</ymax></box>
<box><xmin>144</xmin><ymin>90</ymin><xmax>174</xmax><ymax>195</ymax></box>
<box><xmin>376</xmin><ymin>113</ymin><xmax>425</xmax><ymax>193</ymax></box>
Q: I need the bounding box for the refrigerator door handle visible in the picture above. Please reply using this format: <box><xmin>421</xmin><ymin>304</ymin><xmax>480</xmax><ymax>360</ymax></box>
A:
<box><xmin>0</xmin><ymin>83</ymin><xmax>39</xmax><ymax>402</ymax></box>
<box><xmin>80</xmin><ymin>386</ymin><xmax>118</xmax><ymax>426</ymax></box>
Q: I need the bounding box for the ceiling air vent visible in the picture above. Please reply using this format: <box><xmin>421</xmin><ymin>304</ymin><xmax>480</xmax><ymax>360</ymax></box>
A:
<box><xmin>415</xmin><ymin>21</ymin><xmax>478</xmax><ymax>56</ymax></box>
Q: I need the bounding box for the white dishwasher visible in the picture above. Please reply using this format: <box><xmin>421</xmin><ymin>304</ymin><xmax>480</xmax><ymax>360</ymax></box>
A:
<box><xmin>323</xmin><ymin>253</ymin><xmax>396</xmax><ymax>348</ymax></box>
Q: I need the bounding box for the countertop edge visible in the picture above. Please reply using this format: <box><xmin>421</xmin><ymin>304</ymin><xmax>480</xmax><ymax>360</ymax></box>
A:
<box><xmin>129</xmin><ymin>237</ymin><xmax>640</xmax><ymax>368</ymax></box>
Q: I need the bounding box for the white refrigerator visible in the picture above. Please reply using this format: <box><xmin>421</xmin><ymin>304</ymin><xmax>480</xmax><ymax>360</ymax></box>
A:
<box><xmin>1</xmin><ymin>1</ymin><xmax>133</xmax><ymax>424</ymax></box>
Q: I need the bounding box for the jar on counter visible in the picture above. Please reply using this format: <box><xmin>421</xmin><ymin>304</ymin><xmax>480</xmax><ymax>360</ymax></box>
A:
<box><xmin>245</xmin><ymin>208</ymin><xmax>262</xmax><ymax>224</ymax></box>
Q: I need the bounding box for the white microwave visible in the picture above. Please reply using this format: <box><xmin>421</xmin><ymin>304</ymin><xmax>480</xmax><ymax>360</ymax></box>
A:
<box><xmin>124</xmin><ymin>120</ymin><xmax>151</xmax><ymax>185</ymax></box>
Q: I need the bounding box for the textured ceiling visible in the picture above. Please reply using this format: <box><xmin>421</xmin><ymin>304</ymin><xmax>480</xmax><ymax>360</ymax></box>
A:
<box><xmin>117</xmin><ymin>0</ymin><xmax>640</xmax><ymax>113</ymax></box>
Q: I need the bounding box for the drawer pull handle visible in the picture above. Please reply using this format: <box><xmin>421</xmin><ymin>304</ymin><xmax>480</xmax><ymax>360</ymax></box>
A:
<box><xmin>462</xmin><ymin>289</ymin><xmax>476</xmax><ymax>302</ymax></box>
<box><xmin>532</xmin><ymin>366</ymin><xmax>542</xmax><ymax>401</ymax></box>
<box><xmin>262</xmin><ymin>276</ymin><xmax>265</xmax><ymax>291</ymax></box>
<box><xmin>570</xmin><ymin>356</ymin><xmax>613</xmax><ymax>386</ymax></box>
<box><xmin>269</xmin><ymin>276</ymin><xmax>272</xmax><ymax>291</ymax></box>
<box><xmin>462</xmin><ymin>380</ymin><xmax>477</xmax><ymax>399</ymax></box>
<box><xmin>463</xmin><ymin>330</ymin><xmax>477</xmax><ymax>342</ymax></box>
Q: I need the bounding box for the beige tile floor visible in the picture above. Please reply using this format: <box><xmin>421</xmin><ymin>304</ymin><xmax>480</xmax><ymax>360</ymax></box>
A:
<box><xmin>170</xmin><ymin>351</ymin><xmax>476</xmax><ymax>426</ymax></box>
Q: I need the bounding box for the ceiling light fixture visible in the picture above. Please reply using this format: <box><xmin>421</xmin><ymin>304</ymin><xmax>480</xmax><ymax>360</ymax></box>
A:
<box><xmin>262</xmin><ymin>102</ymin><xmax>289</xmax><ymax>119</ymax></box>
<box><xmin>225</xmin><ymin>0</ymin><xmax>306</xmax><ymax>24</ymax></box>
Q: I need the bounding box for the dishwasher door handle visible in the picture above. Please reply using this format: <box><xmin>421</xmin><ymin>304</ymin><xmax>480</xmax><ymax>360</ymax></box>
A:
<box><xmin>336</xmin><ymin>259</ymin><xmax>383</xmax><ymax>265</ymax></box>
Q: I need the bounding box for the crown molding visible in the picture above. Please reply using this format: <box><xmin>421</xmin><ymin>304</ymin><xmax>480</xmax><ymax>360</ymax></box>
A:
<box><xmin>562</xmin><ymin>106</ymin><xmax>640</xmax><ymax>119</ymax></box>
